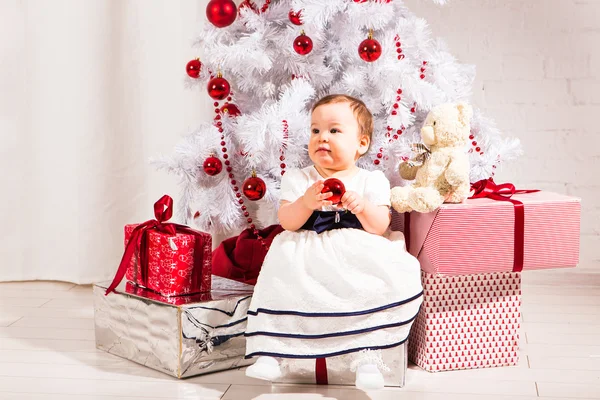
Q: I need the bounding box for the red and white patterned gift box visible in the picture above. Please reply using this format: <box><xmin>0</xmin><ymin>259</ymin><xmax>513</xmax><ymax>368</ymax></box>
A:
<box><xmin>409</xmin><ymin>271</ymin><xmax>521</xmax><ymax>372</ymax></box>
<box><xmin>403</xmin><ymin>191</ymin><xmax>580</xmax><ymax>275</ymax></box>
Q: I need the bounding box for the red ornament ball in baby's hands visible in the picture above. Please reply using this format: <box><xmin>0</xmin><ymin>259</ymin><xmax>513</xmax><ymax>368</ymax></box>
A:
<box><xmin>322</xmin><ymin>178</ymin><xmax>345</xmax><ymax>204</ymax></box>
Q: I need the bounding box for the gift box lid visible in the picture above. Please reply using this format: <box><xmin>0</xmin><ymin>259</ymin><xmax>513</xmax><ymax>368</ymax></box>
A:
<box><xmin>95</xmin><ymin>275</ymin><xmax>253</xmax><ymax>307</ymax></box>
<box><xmin>407</xmin><ymin>191</ymin><xmax>581</xmax><ymax>275</ymax></box>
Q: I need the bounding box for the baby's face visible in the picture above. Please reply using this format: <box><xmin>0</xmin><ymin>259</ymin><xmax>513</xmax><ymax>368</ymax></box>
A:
<box><xmin>309</xmin><ymin>102</ymin><xmax>368</xmax><ymax>171</ymax></box>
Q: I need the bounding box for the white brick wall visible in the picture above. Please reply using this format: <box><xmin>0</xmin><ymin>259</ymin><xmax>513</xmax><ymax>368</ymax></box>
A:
<box><xmin>404</xmin><ymin>0</ymin><xmax>600</xmax><ymax>269</ymax></box>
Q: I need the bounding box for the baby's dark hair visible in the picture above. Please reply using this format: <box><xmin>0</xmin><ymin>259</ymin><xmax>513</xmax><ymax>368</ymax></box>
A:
<box><xmin>311</xmin><ymin>94</ymin><xmax>373</xmax><ymax>153</ymax></box>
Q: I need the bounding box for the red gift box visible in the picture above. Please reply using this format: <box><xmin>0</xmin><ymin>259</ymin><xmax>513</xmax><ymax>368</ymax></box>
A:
<box><xmin>403</xmin><ymin>186</ymin><xmax>580</xmax><ymax>275</ymax></box>
<box><xmin>105</xmin><ymin>195</ymin><xmax>212</xmax><ymax>297</ymax></box>
<box><xmin>409</xmin><ymin>271</ymin><xmax>521</xmax><ymax>372</ymax></box>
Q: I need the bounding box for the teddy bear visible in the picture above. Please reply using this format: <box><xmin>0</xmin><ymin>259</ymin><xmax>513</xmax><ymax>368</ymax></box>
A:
<box><xmin>391</xmin><ymin>102</ymin><xmax>472</xmax><ymax>214</ymax></box>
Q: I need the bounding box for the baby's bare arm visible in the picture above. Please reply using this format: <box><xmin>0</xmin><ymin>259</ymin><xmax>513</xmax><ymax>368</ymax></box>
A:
<box><xmin>278</xmin><ymin>199</ymin><xmax>313</xmax><ymax>231</ymax></box>
<box><xmin>355</xmin><ymin>202</ymin><xmax>391</xmax><ymax>236</ymax></box>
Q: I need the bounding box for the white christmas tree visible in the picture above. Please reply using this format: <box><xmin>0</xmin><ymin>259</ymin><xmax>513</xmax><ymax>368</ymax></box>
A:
<box><xmin>155</xmin><ymin>0</ymin><xmax>520</xmax><ymax>236</ymax></box>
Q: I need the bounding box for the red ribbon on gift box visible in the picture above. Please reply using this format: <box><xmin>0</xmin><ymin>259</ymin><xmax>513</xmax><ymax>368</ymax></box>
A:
<box><xmin>315</xmin><ymin>358</ymin><xmax>328</xmax><ymax>385</ymax></box>
<box><xmin>469</xmin><ymin>179</ymin><xmax>539</xmax><ymax>272</ymax></box>
<box><xmin>105</xmin><ymin>195</ymin><xmax>207</xmax><ymax>296</ymax></box>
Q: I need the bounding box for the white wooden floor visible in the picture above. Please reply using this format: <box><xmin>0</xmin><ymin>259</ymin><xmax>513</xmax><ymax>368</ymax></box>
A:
<box><xmin>0</xmin><ymin>268</ymin><xmax>599</xmax><ymax>400</ymax></box>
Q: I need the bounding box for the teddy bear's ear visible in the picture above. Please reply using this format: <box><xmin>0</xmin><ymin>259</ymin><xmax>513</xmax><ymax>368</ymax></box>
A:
<box><xmin>456</xmin><ymin>102</ymin><xmax>473</xmax><ymax>126</ymax></box>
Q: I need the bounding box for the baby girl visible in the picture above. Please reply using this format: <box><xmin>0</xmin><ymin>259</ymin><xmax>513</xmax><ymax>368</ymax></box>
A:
<box><xmin>244</xmin><ymin>94</ymin><xmax>423</xmax><ymax>390</ymax></box>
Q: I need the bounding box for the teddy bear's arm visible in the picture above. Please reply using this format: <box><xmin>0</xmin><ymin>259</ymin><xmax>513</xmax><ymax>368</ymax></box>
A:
<box><xmin>445</xmin><ymin>153</ymin><xmax>470</xmax><ymax>187</ymax></box>
<box><xmin>399</xmin><ymin>161</ymin><xmax>420</xmax><ymax>180</ymax></box>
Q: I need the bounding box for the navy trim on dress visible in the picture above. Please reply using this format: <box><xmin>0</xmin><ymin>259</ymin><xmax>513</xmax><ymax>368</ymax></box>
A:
<box><xmin>247</xmin><ymin>291</ymin><xmax>423</xmax><ymax>318</ymax></box>
<box><xmin>244</xmin><ymin>313</ymin><xmax>418</xmax><ymax>339</ymax></box>
<box><xmin>244</xmin><ymin>337</ymin><xmax>408</xmax><ymax>359</ymax></box>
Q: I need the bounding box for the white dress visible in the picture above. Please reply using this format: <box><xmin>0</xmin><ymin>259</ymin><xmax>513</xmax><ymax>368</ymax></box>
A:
<box><xmin>244</xmin><ymin>166</ymin><xmax>423</xmax><ymax>359</ymax></box>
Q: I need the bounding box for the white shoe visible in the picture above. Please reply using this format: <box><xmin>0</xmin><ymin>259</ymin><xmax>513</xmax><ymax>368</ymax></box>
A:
<box><xmin>245</xmin><ymin>356</ymin><xmax>282</xmax><ymax>381</ymax></box>
<box><xmin>355</xmin><ymin>363</ymin><xmax>385</xmax><ymax>391</ymax></box>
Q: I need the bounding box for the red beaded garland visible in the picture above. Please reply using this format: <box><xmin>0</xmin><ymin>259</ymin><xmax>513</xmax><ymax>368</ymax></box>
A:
<box><xmin>395</xmin><ymin>35</ymin><xmax>404</xmax><ymax>62</ymax></box>
<box><xmin>279</xmin><ymin>120</ymin><xmax>289</xmax><ymax>176</ymax></box>
<box><xmin>215</xmin><ymin>108</ymin><xmax>267</xmax><ymax>247</ymax></box>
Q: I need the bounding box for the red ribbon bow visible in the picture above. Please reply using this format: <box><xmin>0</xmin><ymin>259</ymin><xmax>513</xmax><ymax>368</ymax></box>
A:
<box><xmin>105</xmin><ymin>195</ymin><xmax>199</xmax><ymax>295</ymax></box>
<box><xmin>469</xmin><ymin>179</ymin><xmax>539</xmax><ymax>272</ymax></box>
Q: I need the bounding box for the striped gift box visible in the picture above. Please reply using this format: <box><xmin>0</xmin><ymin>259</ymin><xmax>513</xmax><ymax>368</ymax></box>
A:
<box><xmin>409</xmin><ymin>272</ymin><xmax>521</xmax><ymax>372</ymax></box>
<box><xmin>401</xmin><ymin>191</ymin><xmax>580</xmax><ymax>275</ymax></box>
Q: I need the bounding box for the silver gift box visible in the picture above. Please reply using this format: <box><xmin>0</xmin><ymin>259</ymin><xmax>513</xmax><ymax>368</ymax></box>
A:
<box><xmin>93</xmin><ymin>276</ymin><xmax>255</xmax><ymax>378</ymax></box>
<box><xmin>275</xmin><ymin>345</ymin><xmax>407</xmax><ymax>387</ymax></box>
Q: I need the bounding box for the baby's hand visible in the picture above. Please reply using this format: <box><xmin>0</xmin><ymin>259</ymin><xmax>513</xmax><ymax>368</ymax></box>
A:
<box><xmin>341</xmin><ymin>191</ymin><xmax>365</xmax><ymax>214</ymax></box>
<box><xmin>302</xmin><ymin>180</ymin><xmax>334</xmax><ymax>210</ymax></box>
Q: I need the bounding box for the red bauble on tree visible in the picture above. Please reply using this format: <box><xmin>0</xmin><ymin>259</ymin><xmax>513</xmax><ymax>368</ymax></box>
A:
<box><xmin>220</xmin><ymin>103</ymin><xmax>241</xmax><ymax>117</ymax></box>
<box><xmin>206</xmin><ymin>0</ymin><xmax>237</xmax><ymax>28</ymax></box>
<box><xmin>293</xmin><ymin>31</ymin><xmax>313</xmax><ymax>55</ymax></box>
<box><xmin>186</xmin><ymin>59</ymin><xmax>202</xmax><ymax>78</ymax></box>
<box><xmin>358</xmin><ymin>30</ymin><xmax>382</xmax><ymax>62</ymax></box>
<box><xmin>322</xmin><ymin>178</ymin><xmax>346</xmax><ymax>204</ymax></box>
<box><xmin>203</xmin><ymin>156</ymin><xmax>223</xmax><ymax>176</ymax></box>
<box><xmin>243</xmin><ymin>173</ymin><xmax>266</xmax><ymax>201</ymax></box>
<box><xmin>207</xmin><ymin>73</ymin><xmax>231</xmax><ymax>100</ymax></box>
<box><xmin>288</xmin><ymin>9</ymin><xmax>303</xmax><ymax>25</ymax></box>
